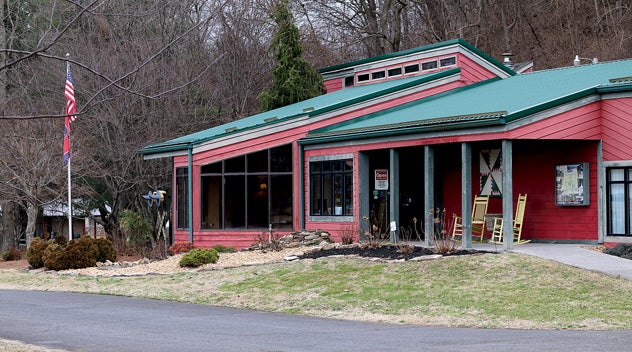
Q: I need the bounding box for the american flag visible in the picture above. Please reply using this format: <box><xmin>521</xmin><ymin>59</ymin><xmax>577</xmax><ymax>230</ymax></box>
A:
<box><xmin>63</xmin><ymin>61</ymin><xmax>76</xmax><ymax>165</ymax></box>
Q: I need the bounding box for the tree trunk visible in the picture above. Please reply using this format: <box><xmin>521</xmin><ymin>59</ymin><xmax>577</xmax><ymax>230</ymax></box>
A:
<box><xmin>0</xmin><ymin>201</ymin><xmax>17</xmax><ymax>251</ymax></box>
<box><xmin>24</xmin><ymin>202</ymin><xmax>39</xmax><ymax>248</ymax></box>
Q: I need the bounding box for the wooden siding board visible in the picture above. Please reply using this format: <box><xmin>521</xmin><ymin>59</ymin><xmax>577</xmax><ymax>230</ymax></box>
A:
<box><xmin>324</xmin><ymin>78</ymin><xmax>343</xmax><ymax>93</ymax></box>
<box><xmin>511</xmin><ymin>103</ymin><xmax>601</xmax><ymax>140</ymax></box>
<box><xmin>602</xmin><ymin>97</ymin><xmax>632</xmax><ymax>161</ymax></box>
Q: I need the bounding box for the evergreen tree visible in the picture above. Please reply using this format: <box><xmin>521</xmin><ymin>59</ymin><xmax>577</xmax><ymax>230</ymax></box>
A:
<box><xmin>260</xmin><ymin>0</ymin><xmax>324</xmax><ymax>111</ymax></box>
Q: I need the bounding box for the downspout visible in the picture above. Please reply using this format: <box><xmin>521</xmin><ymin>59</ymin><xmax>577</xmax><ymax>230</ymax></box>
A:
<box><xmin>188</xmin><ymin>144</ymin><xmax>193</xmax><ymax>243</ymax></box>
<box><xmin>298</xmin><ymin>143</ymin><xmax>305</xmax><ymax>229</ymax></box>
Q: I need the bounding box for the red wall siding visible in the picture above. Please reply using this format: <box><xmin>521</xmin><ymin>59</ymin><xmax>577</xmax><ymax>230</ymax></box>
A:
<box><xmin>439</xmin><ymin>141</ymin><xmax>598</xmax><ymax>242</ymax></box>
<box><xmin>513</xmin><ymin>141</ymin><xmax>598</xmax><ymax>241</ymax></box>
<box><xmin>457</xmin><ymin>54</ymin><xmax>501</xmax><ymax>84</ymax></box>
<box><xmin>509</xmin><ymin>102</ymin><xmax>602</xmax><ymax>140</ymax></box>
<box><xmin>324</xmin><ymin>78</ymin><xmax>343</xmax><ymax>93</ymax></box>
<box><xmin>602</xmin><ymin>97</ymin><xmax>632</xmax><ymax>160</ymax></box>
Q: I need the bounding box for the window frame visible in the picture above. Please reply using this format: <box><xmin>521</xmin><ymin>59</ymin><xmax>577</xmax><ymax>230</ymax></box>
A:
<box><xmin>199</xmin><ymin>144</ymin><xmax>293</xmax><ymax>230</ymax></box>
<box><xmin>308</xmin><ymin>155</ymin><xmax>354</xmax><ymax>222</ymax></box>
<box><xmin>606</xmin><ymin>167</ymin><xmax>632</xmax><ymax>236</ymax></box>
<box><xmin>175</xmin><ymin>167</ymin><xmax>189</xmax><ymax>229</ymax></box>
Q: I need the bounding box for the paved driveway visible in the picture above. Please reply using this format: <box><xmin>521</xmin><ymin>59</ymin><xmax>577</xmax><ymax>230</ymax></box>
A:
<box><xmin>1</xmin><ymin>290</ymin><xmax>630</xmax><ymax>352</ymax></box>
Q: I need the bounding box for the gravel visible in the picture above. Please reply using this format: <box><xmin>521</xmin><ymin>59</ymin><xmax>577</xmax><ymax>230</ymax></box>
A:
<box><xmin>56</xmin><ymin>247</ymin><xmax>308</xmax><ymax>277</ymax></box>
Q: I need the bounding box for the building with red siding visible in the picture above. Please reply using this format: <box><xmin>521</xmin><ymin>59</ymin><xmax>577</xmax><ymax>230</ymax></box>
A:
<box><xmin>140</xmin><ymin>39</ymin><xmax>632</xmax><ymax>250</ymax></box>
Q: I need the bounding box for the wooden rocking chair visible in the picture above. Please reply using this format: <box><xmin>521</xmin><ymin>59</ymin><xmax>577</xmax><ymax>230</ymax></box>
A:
<box><xmin>490</xmin><ymin>194</ymin><xmax>529</xmax><ymax>244</ymax></box>
<box><xmin>452</xmin><ymin>195</ymin><xmax>489</xmax><ymax>242</ymax></box>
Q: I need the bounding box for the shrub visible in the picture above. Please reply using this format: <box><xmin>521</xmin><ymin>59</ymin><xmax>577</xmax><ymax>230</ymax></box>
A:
<box><xmin>62</xmin><ymin>236</ymin><xmax>98</xmax><ymax>269</ymax></box>
<box><xmin>252</xmin><ymin>230</ymin><xmax>283</xmax><ymax>251</ymax></box>
<box><xmin>43</xmin><ymin>243</ymin><xmax>65</xmax><ymax>271</ymax></box>
<box><xmin>169</xmin><ymin>241</ymin><xmax>193</xmax><ymax>255</ymax></box>
<box><xmin>339</xmin><ymin>224</ymin><xmax>358</xmax><ymax>245</ymax></box>
<box><xmin>212</xmin><ymin>244</ymin><xmax>236</xmax><ymax>253</ymax></box>
<box><xmin>53</xmin><ymin>234</ymin><xmax>68</xmax><ymax>248</ymax></box>
<box><xmin>179</xmin><ymin>248</ymin><xmax>219</xmax><ymax>268</ymax></box>
<box><xmin>2</xmin><ymin>247</ymin><xmax>21</xmax><ymax>261</ymax></box>
<box><xmin>95</xmin><ymin>238</ymin><xmax>117</xmax><ymax>262</ymax></box>
<box><xmin>42</xmin><ymin>236</ymin><xmax>99</xmax><ymax>271</ymax></box>
<box><xmin>605</xmin><ymin>243</ymin><xmax>632</xmax><ymax>260</ymax></box>
<box><xmin>27</xmin><ymin>237</ymin><xmax>49</xmax><ymax>269</ymax></box>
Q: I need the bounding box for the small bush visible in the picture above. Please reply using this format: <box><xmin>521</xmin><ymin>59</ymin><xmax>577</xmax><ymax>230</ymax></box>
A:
<box><xmin>54</xmin><ymin>234</ymin><xmax>68</xmax><ymax>248</ymax></box>
<box><xmin>212</xmin><ymin>244</ymin><xmax>236</xmax><ymax>253</ymax></box>
<box><xmin>433</xmin><ymin>236</ymin><xmax>460</xmax><ymax>255</ymax></box>
<box><xmin>179</xmin><ymin>248</ymin><xmax>219</xmax><ymax>268</ymax></box>
<box><xmin>339</xmin><ymin>224</ymin><xmax>358</xmax><ymax>245</ymax></box>
<box><xmin>42</xmin><ymin>236</ymin><xmax>99</xmax><ymax>271</ymax></box>
<box><xmin>605</xmin><ymin>243</ymin><xmax>632</xmax><ymax>260</ymax></box>
<box><xmin>63</xmin><ymin>236</ymin><xmax>98</xmax><ymax>269</ymax></box>
<box><xmin>95</xmin><ymin>238</ymin><xmax>117</xmax><ymax>262</ymax></box>
<box><xmin>27</xmin><ymin>237</ymin><xmax>49</xmax><ymax>269</ymax></box>
<box><xmin>169</xmin><ymin>241</ymin><xmax>193</xmax><ymax>255</ymax></box>
<box><xmin>43</xmin><ymin>243</ymin><xmax>65</xmax><ymax>271</ymax></box>
<box><xmin>2</xmin><ymin>247</ymin><xmax>21</xmax><ymax>261</ymax></box>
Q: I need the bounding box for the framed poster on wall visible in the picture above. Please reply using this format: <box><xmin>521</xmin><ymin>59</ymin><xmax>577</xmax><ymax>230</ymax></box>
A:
<box><xmin>555</xmin><ymin>162</ymin><xmax>589</xmax><ymax>206</ymax></box>
<box><xmin>480</xmin><ymin>149</ymin><xmax>502</xmax><ymax>197</ymax></box>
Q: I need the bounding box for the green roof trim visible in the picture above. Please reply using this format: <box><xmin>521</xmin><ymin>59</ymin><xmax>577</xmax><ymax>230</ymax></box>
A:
<box><xmin>302</xmin><ymin>58</ymin><xmax>632</xmax><ymax>144</ymax></box>
<box><xmin>139</xmin><ymin>68</ymin><xmax>460</xmax><ymax>156</ymax></box>
<box><xmin>319</xmin><ymin>39</ymin><xmax>515</xmax><ymax>77</ymax></box>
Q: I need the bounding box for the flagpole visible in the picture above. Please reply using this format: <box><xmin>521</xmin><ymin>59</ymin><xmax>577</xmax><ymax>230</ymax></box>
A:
<box><xmin>67</xmin><ymin>152</ymin><xmax>72</xmax><ymax>241</ymax></box>
<box><xmin>66</xmin><ymin>53</ymin><xmax>72</xmax><ymax>241</ymax></box>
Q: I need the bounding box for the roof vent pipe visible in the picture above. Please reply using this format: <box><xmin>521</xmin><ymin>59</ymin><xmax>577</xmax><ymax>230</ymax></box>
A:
<box><xmin>573</xmin><ymin>55</ymin><xmax>598</xmax><ymax>66</ymax></box>
<box><xmin>501</xmin><ymin>53</ymin><xmax>514</xmax><ymax>69</ymax></box>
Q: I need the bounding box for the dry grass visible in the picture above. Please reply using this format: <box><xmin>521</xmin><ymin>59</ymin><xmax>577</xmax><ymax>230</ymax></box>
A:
<box><xmin>2</xmin><ymin>251</ymin><xmax>632</xmax><ymax>331</ymax></box>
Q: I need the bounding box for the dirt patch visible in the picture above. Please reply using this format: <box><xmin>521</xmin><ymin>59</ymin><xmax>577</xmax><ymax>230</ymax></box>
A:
<box><xmin>0</xmin><ymin>259</ymin><xmax>28</xmax><ymax>270</ymax></box>
<box><xmin>301</xmin><ymin>244</ymin><xmax>481</xmax><ymax>261</ymax></box>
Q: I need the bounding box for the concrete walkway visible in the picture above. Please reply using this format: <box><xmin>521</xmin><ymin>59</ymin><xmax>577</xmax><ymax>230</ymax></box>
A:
<box><xmin>472</xmin><ymin>242</ymin><xmax>632</xmax><ymax>281</ymax></box>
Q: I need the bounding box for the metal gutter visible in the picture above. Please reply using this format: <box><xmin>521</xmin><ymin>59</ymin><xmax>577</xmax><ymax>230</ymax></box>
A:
<box><xmin>298</xmin><ymin>114</ymin><xmax>504</xmax><ymax>145</ymax></box>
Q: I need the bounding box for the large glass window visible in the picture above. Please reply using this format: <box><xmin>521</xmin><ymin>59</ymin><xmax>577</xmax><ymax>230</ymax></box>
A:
<box><xmin>175</xmin><ymin>167</ymin><xmax>189</xmax><ymax>229</ymax></box>
<box><xmin>310</xmin><ymin>159</ymin><xmax>353</xmax><ymax>216</ymax></box>
<box><xmin>200</xmin><ymin>144</ymin><xmax>293</xmax><ymax>230</ymax></box>
<box><xmin>607</xmin><ymin>168</ymin><xmax>632</xmax><ymax>236</ymax></box>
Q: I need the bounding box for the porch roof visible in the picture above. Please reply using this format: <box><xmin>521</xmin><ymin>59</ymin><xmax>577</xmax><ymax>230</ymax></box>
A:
<box><xmin>139</xmin><ymin>68</ymin><xmax>459</xmax><ymax>157</ymax></box>
<box><xmin>301</xmin><ymin>59</ymin><xmax>632</xmax><ymax>144</ymax></box>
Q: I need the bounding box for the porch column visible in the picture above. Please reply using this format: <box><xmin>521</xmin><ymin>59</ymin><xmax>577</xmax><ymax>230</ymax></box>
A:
<box><xmin>597</xmin><ymin>141</ymin><xmax>605</xmax><ymax>243</ymax></box>
<box><xmin>501</xmin><ymin>140</ymin><xmax>514</xmax><ymax>250</ymax></box>
<box><xmin>424</xmin><ymin>145</ymin><xmax>434</xmax><ymax>247</ymax></box>
<box><xmin>461</xmin><ymin>143</ymin><xmax>473</xmax><ymax>249</ymax></box>
<box><xmin>187</xmin><ymin>144</ymin><xmax>193</xmax><ymax>243</ymax></box>
<box><xmin>359</xmin><ymin>152</ymin><xmax>370</xmax><ymax>240</ymax></box>
<box><xmin>389</xmin><ymin>149</ymin><xmax>400</xmax><ymax>243</ymax></box>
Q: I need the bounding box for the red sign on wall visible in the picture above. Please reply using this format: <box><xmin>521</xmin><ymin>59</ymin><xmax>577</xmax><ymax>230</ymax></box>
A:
<box><xmin>375</xmin><ymin>169</ymin><xmax>389</xmax><ymax>190</ymax></box>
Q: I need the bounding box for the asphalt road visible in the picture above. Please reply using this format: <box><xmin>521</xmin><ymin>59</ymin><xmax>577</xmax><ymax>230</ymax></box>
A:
<box><xmin>1</xmin><ymin>290</ymin><xmax>630</xmax><ymax>352</ymax></box>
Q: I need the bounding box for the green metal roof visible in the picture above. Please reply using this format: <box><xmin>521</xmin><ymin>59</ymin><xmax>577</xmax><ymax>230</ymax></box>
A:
<box><xmin>319</xmin><ymin>38</ymin><xmax>515</xmax><ymax>77</ymax></box>
<box><xmin>139</xmin><ymin>68</ymin><xmax>460</xmax><ymax>156</ymax></box>
<box><xmin>302</xmin><ymin>59</ymin><xmax>632</xmax><ymax>144</ymax></box>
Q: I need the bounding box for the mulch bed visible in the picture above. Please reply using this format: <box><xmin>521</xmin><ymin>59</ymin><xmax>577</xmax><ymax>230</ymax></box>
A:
<box><xmin>299</xmin><ymin>244</ymin><xmax>482</xmax><ymax>261</ymax></box>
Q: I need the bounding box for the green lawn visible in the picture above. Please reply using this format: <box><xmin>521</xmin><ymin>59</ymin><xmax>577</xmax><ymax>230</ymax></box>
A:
<box><xmin>2</xmin><ymin>252</ymin><xmax>631</xmax><ymax>330</ymax></box>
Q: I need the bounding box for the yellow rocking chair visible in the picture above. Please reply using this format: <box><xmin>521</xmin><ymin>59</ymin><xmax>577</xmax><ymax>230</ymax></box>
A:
<box><xmin>490</xmin><ymin>194</ymin><xmax>529</xmax><ymax>244</ymax></box>
<box><xmin>452</xmin><ymin>195</ymin><xmax>489</xmax><ymax>242</ymax></box>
